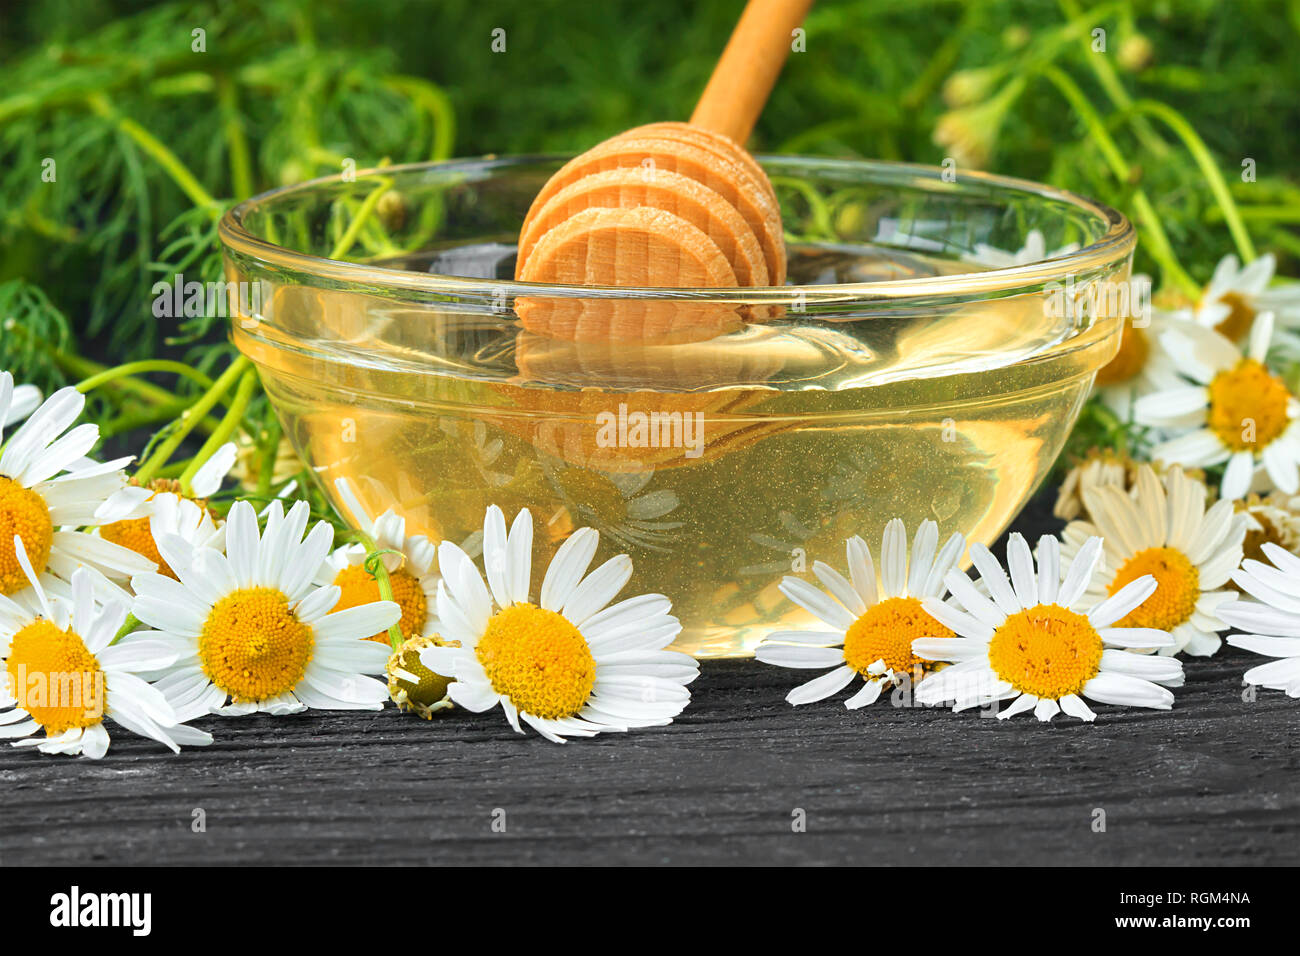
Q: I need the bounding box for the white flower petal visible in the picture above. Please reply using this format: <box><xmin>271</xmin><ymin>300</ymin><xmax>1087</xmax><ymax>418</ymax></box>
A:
<box><xmin>755</xmin><ymin>644</ymin><xmax>845</xmax><ymax>669</ymax></box>
<box><xmin>1082</xmin><ymin>671</ymin><xmax>1174</xmax><ymax>710</ymax></box>
<box><xmin>539</xmin><ymin>527</ymin><xmax>599</xmax><ymax>612</ymax></box>
<box><xmin>1088</xmin><ymin>574</ymin><xmax>1157</xmax><ymax>628</ymax></box>
<box><xmin>905</xmin><ymin>521</ymin><xmax>938</xmax><ymax>598</ymax></box>
<box><xmin>969</xmin><ymin>543</ymin><xmax>1021</xmax><ymax>616</ymax></box>
<box><xmin>1059</xmin><ymin>536</ymin><xmax>1103</xmax><ymax>608</ymax></box>
<box><xmin>190</xmin><ymin>442</ymin><xmax>236</xmax><ymax>498</ymax></box>
<box><xmin>785</xmin><ymin>665</ymin><xmax>855</xmax><ymax>706</ymax></box>
<box><xmin>1058</xmin><ymin>693</ymin><xmax>1096</xmax><ymax>722</ymax></box>
<box><xmin>844</xmin><ymin>679</ymin><xmax>884</xmax><ymax>709</ymax></box>
<box><xmin>563</xmin><ymin>554</ymin><xmax>632</xmax><ymax>626</ymax></box>
<box><xmin>313</xmin><ymin>602</ymin><xmax>400</xmax><ymax>649</ymax></box>
<box><xmin>812</xmin><ymin>561</ymin><xmax>866</xmax><ymax>617</ymax></box>
<box><xmin>880</xmin><ymin>519</ymin><xmax>907</xmax><ymax>598</ymax></box>
<box><xmin>1033</xmin><ymin>697</ymin><xmax>1060</xmax><ymax>721</ymax></box>
<box><xmin>846</xmin><ymin>535</ymin><xmax>878</xmax><ymax>607</ymax></box>
<box><xmin>779</xmin><ymin>576</ymin><xmax>857</xmax><ymax>631</ymax></box>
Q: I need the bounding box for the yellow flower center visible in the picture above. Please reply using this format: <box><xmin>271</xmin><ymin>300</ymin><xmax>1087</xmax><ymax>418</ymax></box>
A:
<box><xmin>1243</xmin><ymin>514</ymin><xmax>1283</xmax><ymax>566</ymax></box>
<box><xmin>99</xmin><ymin>483</ymin><xmax>212</xmax><ymax>579</ymax></box>
<box><xmin>1207</xmin><ymin>359</ymin><xmax>1293</xmax><ymax>452</ymax></box>
<box><xmin>0</xmin><ymin>476</ymin><xmax>52</xmax><ymax>595</ymax></box>
<box><xmin>987</xmin><ymin>604</ymin><xmax>1104</xmax><ymax>699</ymax></box>
<box><xmin>1213</xmin><ymin>291</ymin><xmax>1256</xmax><ymax>341</ymax></box>
<box><xmin>1107</xmin><ymin>546</ymin><xmax>1199</xmax><ymax>631</ymax></box>
<box><xmin>475</xmin><ymin>603</ymin><xmax>596</xmax><ymax>719</ymax></box>
<box><xmin>842</xmin><ymin>596</ymin><xmax>955</xmax><ymax>676</ymax></box>
<box><xmin>101</xmin><ymin>516</ymin><xmax>172</xmax><ymax>578</ymax></box>
<box><xmin>331</xmin><ymin>564</ymin><xmax>427</xmax><ymax>644</ymax></box>
<box><xmin>5</xmin><ymin>619</ymin><xmax>105</xmax><ymax>733</ymax></box>
<box><xmin>1094</xmin><ymin>323</ymin><xmax>1150</xmax><ymax>388</ymax></box>
<box><xmin>198</xmin><ymin>587</ymin><xmax>314</xmax><ymax>702</ymax></box>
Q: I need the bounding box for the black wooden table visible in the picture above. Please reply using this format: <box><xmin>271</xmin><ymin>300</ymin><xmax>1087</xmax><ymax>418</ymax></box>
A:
<box><xmin>2</xmin><ymin>649</ymin><xmax>1297</xmax><ymax>866</ymax></box>
<box><xmin>3</xmin><ymin>499</ymin><xmax>1298</xmax><ymax>867</ymax></box>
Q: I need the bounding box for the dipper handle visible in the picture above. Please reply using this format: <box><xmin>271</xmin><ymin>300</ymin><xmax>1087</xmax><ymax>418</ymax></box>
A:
<box><xmin>689</xmin><ymin>0</ymin><xmax>815</xmax><ymax>144</ymax></box>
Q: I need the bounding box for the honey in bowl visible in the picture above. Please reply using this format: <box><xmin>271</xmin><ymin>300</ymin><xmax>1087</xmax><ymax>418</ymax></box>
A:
<box><xmin>221</xmin><ymin>158</ymin><xmax>1132</xmax><ymax>657</ymax></box>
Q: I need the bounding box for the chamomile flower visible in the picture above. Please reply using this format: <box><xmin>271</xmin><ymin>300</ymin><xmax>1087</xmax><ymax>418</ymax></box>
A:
<box><xmin>1053</xmin><ymin>448</ymin><xmax>1134</xmax><ymax>522</ymax></box>
<box><xmin>130</xmin><ymin>499</ymin><xmax>401</xmax><ymax>719</ymax></box>
<box><xmin>1053</xmin><ymin>450</ymin><xmax>1208</xmax><ymax>524</ymax></box>
<box><xmin>1062</xmin><ymin>465</ymin><xmax>1245</xmax><ymax>657</ymax></box>
<box><xmin>1136</xmin><ymin>312</ymin><xmax>1300</xmax><ymax>499</ymax></box>
<box><xmin>1167</xmin><ymin>253</ymin><xmax>1291</xmax><ymax>343</ymax></box>
<box><xmin>0</xmin><ymin>373</ymin><xmax>155</xmax><ymax>597</ymax></box>
<box><xmin>0</xmin><ymin>541</ymin><xmax>212</xmax><ymax>758</ymax></box>
<box><xmin>756</xmin><ymin>519</ymin><xmax>965</xmax><ymax>708</ymax></box>
<box><xmin>317</xmin><ymin>477</ymin><xmax>440</xmax><ymax>644</ymax></box>
<box><xmin>93</xmin><ymin>444</ymin><xmax>236</xmax><ymax>578</ymax></box>
<box><xmin>914</xmin><ymin>534</ymin><xmax>1184</xmax><ymax>721</ymax></box>
<box><xmin>1220</xmin><ymin>544</ymin><xmax>1300</xmax><ymax>696</ymax></box>
<box><xmin>418</xmin><ymin>505</ymin><xmax>699</xmax><ymax>742</ymax></box>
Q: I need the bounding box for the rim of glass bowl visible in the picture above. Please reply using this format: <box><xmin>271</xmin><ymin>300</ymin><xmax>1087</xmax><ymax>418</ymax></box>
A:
<box><xmin>218</xmin><ymin>154</ymin><xmax>1135</xmax><ymax>306</ymax></box>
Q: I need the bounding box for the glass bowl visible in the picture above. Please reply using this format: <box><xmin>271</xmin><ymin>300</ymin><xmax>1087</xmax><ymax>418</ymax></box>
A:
<box><xmin>219</xmin><ymin>156</ymin><xmax>1135</xmax><ymax>658</ymax></box>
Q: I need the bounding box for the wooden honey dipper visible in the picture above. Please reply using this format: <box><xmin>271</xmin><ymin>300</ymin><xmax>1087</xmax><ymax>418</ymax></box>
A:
<box><xmin>514</xmin><ymin>0</ymin><xmax>814</xmax><ymax>342</ymax></box>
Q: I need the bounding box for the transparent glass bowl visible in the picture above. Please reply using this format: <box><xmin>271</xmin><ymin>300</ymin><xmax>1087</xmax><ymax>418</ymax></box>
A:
<box><xmin>219</xmin><ymin>156</ymin><xmax>1134</xmax><ymax>658</ymax></box>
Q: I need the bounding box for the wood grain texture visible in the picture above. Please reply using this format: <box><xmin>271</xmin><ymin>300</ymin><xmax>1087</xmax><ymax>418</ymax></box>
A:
<box><xmin>3</xmin><ymin>657</ymin><xmax>1296</xmax><ymax>866</ymax></box>
<box><xmin>2</xmin><ymin>497</ymin><xmax>1297</xmax><ymax>867</ymax></box>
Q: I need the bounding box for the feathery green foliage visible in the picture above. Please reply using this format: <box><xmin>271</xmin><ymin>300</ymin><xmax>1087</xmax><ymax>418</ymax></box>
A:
<box><xmin>0</xmin><ymin>0</ymin><xmax>1296</xmax><ymax>489</ymax></box>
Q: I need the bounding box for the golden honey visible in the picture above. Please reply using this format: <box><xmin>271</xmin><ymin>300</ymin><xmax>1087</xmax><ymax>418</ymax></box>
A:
<box><xmin>221</xmin><ymin>156</ymin><xmax>1132</xmax><ymax>658</ymax></box>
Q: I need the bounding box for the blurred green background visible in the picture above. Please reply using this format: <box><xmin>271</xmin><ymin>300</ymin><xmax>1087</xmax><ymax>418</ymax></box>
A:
<box><xmin>2</xmin><ymin>0</ymin><xmax>1297</xmax><ymax>392</ymax></box>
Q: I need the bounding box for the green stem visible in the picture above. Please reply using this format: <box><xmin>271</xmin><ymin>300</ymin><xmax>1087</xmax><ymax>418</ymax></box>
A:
<box><xmin>1058</xmin><ymin>0</ymin><xmax>1169</xmax><ymax>158</ymax></box>
<box><xmin>358</xmin><ymin>532</ymin><xmax>406</xmax><ymax>651</ymax></box>
<box><xmin>101</xmin><ymin>402</ymin><xmax>194</xmax><ymax>437</ymax></box>
<box><xmin>88</xmin><ymin>93</ymin><xmax>220</xmax><ymax>216</ymax></box>
<box><xmin>256</xmin><ymin>411</ymin><xmax>283</xmax><ymax>499</ymax></box>
<box><xmin>216</xmin><ymin>74</ymin><xmax>255</xmax><ymax>199</ymax></box>
<box><xmin>1209</xmin><ymin>205</ymin><xmax>1300</xmax><ymax>223</ymax></box>
<box><xmin>48</xmin><ymin>349</ymin><xmax>222</xmax><ymax>429</ymax></box>
<box><xmin>1042</xmin><ymin>67</ymin><xmax>1200</xmax><ymax>298</ymax></box>
<box><xmin>135</xmin><ymin>356</ymin><xmax>251</xmax><ymax>485</ymax></box>
<box><xmin>382</xmin><ymin>75</ymin><xmax>455</xmax><ymax>161</ymax></box>
<box><xmin>156</xmin><ymin>459</ymin><xmax>193</xmax><ymax>480</ymax></box>
<box><xmin>178</xmin><ymin>369</ymin><xmax>258</xmax><ymax>495</ymax></box>
<box><xmin>329</xmin><ymin>175</ymin><xmax>394</xmax><ymax>260</ymax></box>
<box><xmin>77</xmin><ymin>359</ymin><xmax>213</xmax><ymax>394</ymax></box>
<box><xmin>1128</xmin><ymin>98</ymin><xmax>1258</xmax><ymax>263</ymax></box>
<box><xmin>56</xmin><ymin>349</ymin><xmax>226</xmax><ymax>435</ymax></box>
<box><xmin>770</xmin><ymin>175</ymin><xmax>836</xmax><ymax>240</ymax></box>
<box><xmin>50</xmin><ymin>349</ymin><xmax>176</xmax><ymax>407</ymax></box>
<box><xmin>1022</xmin><ymin>1</ymin><xmax>1125</xmax><ymax>71</ymax></box>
